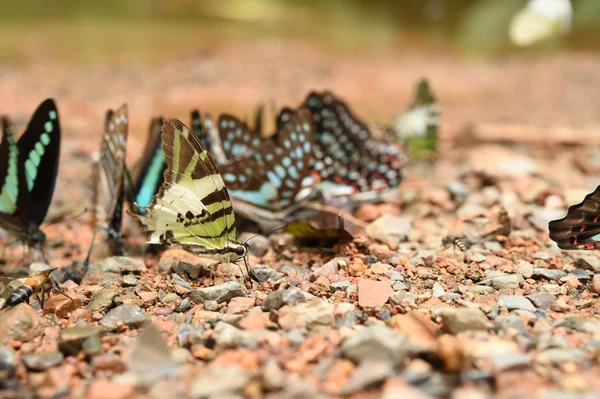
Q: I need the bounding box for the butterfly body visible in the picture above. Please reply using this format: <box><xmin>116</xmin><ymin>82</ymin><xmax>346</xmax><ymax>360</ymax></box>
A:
<box><xmin>0</xmin><ymin>99</ymin><xmax>61</xmax><ymax>250</ymax></box>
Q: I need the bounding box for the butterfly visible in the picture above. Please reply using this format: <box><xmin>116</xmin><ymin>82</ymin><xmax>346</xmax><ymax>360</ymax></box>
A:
<box><xmin>131</xmin><ymin>117</ymin><xmax>165</xmax><ymax>214</ymax></box>
<box><xmin>132</xmin><ymin>119</ymin><xmax>249</xmax><ymax>266</ymax></box>
<box><xmin>92</xmin><ymin>104</ymin><xmax>128</xmax><ymax>254</ymax></box>
<box><xmin>389</xmin><ymin>79</ymin><xmax>439</xmax><ymax>160</ymax></box>
<box><xmin>548</xmin><ymin>186</ymin><xmax>600</xmax><ymax>250</ymax></box>
<box><xmin>190</xmin><ymin>110</ymin><xmax>228</xmax><ymax>165</ymax></box>
<box><xmin>304</xmin><ymin>91</ymin><xmax>405</xmax><ymax>198</ymax></box>
<box><xmin>0</xmin><ymin>99</ymin><xmax>60</xmax><ymax>251</ymax></box>
<box><xmin>218</xmin><ymin>108</ymin><xmax>315</xmax><ymax>221</ymax></box>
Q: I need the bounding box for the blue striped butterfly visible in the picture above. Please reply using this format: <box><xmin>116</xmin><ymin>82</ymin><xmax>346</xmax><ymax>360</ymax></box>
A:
<box><xmin>0</xmin><ymin>99</ymin><xmax>60</xmax><ymax>251</ymax></box>
<box><xmin>191</xmin><ymin>110</ymin><xmax>228</xmax><ymax>165</ymax></box>
<box><xmin>132</xmin><ymin>119</ymin><xmax>249</xmax><ymax>265</ymax></box>
<box><xmin>92</xmin><ymin>104</ymin><xmax>128</xmax><ymax>255</ymax></box>
<box><xmin>549</xmin><ymin>187</ymin><xmax>600</xmax><ymax>250</ymax></box>
<box><xmin>132</xmin><ymin>117</ymin><xmax>166</xmax><ymax>214</ymax></box>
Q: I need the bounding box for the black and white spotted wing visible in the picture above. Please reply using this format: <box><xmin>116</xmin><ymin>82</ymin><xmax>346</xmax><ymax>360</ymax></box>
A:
<box><xmin>219</xmin><ymin>108</ymin><xmax>315</xmax><ymax>219</ymax></box>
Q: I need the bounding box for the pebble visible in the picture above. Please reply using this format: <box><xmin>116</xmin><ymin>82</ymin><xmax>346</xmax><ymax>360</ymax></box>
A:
<box><xmin>358</xmin><ymin>279</ymin><xmax>394</xmax><ymax>308</ymax></box>
<box><xmin>99</xmin><ymin>304</ymin><xmax>150</xmax><ymax>330</ymax></box>
<box><xmin>497</xmin><ymin>295</ymin><xmax>536</xmax><ymax>312</ymax></box>
<box><xmin>471</xmin><ymin>253</ymin><xmax>486</xmax><ymax>263</ymax></box>
<box><xmin>0</xmin><ymin>303</ymin><xmax>46</xmax><ymax>345</ymax></box>
<box><xmin>343</xmin><ymin>360</ymin><xmax>393</xmax><ymax>394</ymax></box>
<box><xmin>514</xmin><ymin>261</ymin><xmax>534</xmax><ymax>279</ymax></box>
<box><xmin>21</xmin><ymin>351</ymin><xmax>64</xmax><ymax>371</ymax></box>
<box><xmin>341</xmin><ymin>325</ymin><xmax>408</xmax><ymax>366</ymax></box>
<box><xmin>389</xmin><ymin>271</ymin><xmax>405</xmax><ymax>281</ymax></box>
<box><xmin>227</xmin><ymin>297</ymin><xmax>255</xmax><ymax>314</ymax></box>
<box><xmin>565</xmin><ymin>269</ymin><xmax>592</xmax><ymax>282</ymax></box>
<box><xmin>410</xmin><ymin>250</ymin><xmax>437</xmax><ymax>266</ymax></box>
<box><xmin>494</xmin><ymin>314</ymin><xmax>527</xmax><ymax>335</ymax></box>
<box><xmin>261</xmin><ymin>286</ymin><xmax>306</xmax><ymax>311</ymax></box>
<box><xmin>492</xmin><ymin>274</ymin><xmax>524</xmax><ymax>290</ymax></box>
<box><xmin>59</xmin><ymin>326</ymin><xmax>104</xmax><ymax>356</ymax></box>
<box><xmin>489</xmin><ymin>353</ymin><xmax>530</xmax><ymax>371</ymax></box>
<box><xmin>186</xmin><ymin>281</ymin><xmax>244</xmax><ymax>304</ymax></box>
<box><xmin>592</xmin><ymin>275</ymin><xmax>600</xmax><ymax>294</ymax></box>
<box><xmin>527</xmin><ymin>292</ymin><xmax>557</xmax><ymax>310</ymax></box>
<box><xmin>532</xmin><ymin>269</ymin><xmax>567</xmax><ymax>282</ymax></box>
<box><xmin>121</xmin><ymin>275</ymin><xmax>138</xmax><ymax>287</ymax></box>
<box><xmin>238</xmin><ymin>232</ymin><xmax>270</xmax><ymax>257</ymax></box>
<box><xmin>262</xmin><ymin>358</ymin><xmax>286</xmax><ymax>390</ymax></box>
<box><xmin>330</xmin><ymin>280</ymin><xmax>351</xmax><ymax>292</ymax></box>
<box><xmin>161</xmin><ymin>293</ymin><xmax>180</xmax><ymax>304</ymax></box>
<box><xmin>432</xmin><ymin>283</ymin><xmax>445</xmax><ymax>298</ymax></box>
<box><xmin>313</xmin><ymin>258</ymin><xmax>341</xmax><ymax>278</ymax></box>
<box><xmin>249</xmin><ymin>266</ymin><xmax>281</xmax><ymax>282</ymax></box>
<box><xmin>366</xmin><ymin>215</ymin><xmax>412</xmax><ymax>247</ymax></box>
<box><xmin>86</xmin><ymin>288</ymin><xmax>119</xmax><ymax>313</ymax></box>
<box><xmin>439</xmin><ymin>308</ymin><xmax>489</xmax><ymax>334</ymax></box>
<box><xmin>0</xmin><ymin>346</ymin><xmax>16</xmax><ymax>376</ymax></box>
<box><xmin>574</xmin><ymin>256</ymin><xmax>600</xmax><ymax>273</ymax></box>
<box><xmin>468</xmin><ymin>286</ymin><xmax>494</xmax><ymax>294</ymax></box>
<box><xmin>389</xmin><ymin>291</ymin><xmax>409</xmax><ymax>306</ymax></box>
<box><xmin>371</xmin><ymin>262</ymin><xmax>393</xmax><ymax>275</ymax></box>
<box><xmin>537</xmin><ymin>348</ymin><xmax>586</xmax><ymax>365</ymax></box>
<box><xmin>278</xmin><ymin>300</ymin><xmax>335</xmax><ymax>329</ymax></box>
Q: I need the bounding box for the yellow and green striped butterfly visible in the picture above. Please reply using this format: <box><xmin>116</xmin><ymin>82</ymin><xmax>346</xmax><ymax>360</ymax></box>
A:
<box><xmin>0</xmin><ymin>99</ymin><xmax>60</xmax><ymax>249</ymax></box>
<box><xmin>132</xmin><ymin>119</ymin><xmax>248</xmax><ymax>264</ymax></box>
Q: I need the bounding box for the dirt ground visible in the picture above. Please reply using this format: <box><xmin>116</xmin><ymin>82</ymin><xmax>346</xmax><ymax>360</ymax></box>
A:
<box><xmin>1</xmin><ymin>35</ymin><xmax>600</xmax><ymax>399</ymax></box>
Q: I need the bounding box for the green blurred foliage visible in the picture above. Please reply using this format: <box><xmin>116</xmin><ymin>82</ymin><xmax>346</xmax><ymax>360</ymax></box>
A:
<box><xmin>0</xmin><ymin>0</ymin><xmax>598</xmax><ymax>63</ymax></box>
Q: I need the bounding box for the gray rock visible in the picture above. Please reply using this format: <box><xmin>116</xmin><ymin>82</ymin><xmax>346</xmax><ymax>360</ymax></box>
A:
<box><xmin>161</xmin><ymin>293</ymin><xmax>180</xmax><ymax>304</ymax></box>
<box><xmin>533</xmin><ymin>251</ymin><xmax>553</xmax><ymax>261</ymax></box>
<box><xmin>279</xmin><ymin>263</ymin><xmax>311</xmax><ymax>280</ymax></box>
<box><xmin>261</xmin><ymin>287</ymin><xmax>305</xmax><ymax>311</ymax></box>
<box><xmin>341</xmin><ymin>325</ymin><xmax>408</xmax><ymax>366</ymax></box>
<box><xmin>540</xmin><ymin>390</ymin><xmax>598</xmax><ymax>399</ymax></box>
<box><xmin>565</xmin><ymin>269</ymin><xmax>592</xmax><ymax>282</ymax></box>
<box><xmin>439</xmin><ymin>308</ymin><xmax>489</xmax><ymax>334</ymax></box>
<box><xmin>490</xmin><ymin>353</ymin><xmax>530</xmax><ymax>371</ymax></box>
<box><xmin>59</xmin><ymin>326</ymin><xmax>104</xmax><ymax>356</ymax></box>
<box><xmin>82</xmin><ymin>256</ymin><xmax>146</xmax><ymax>285</ymax></box>
<box><xmin>248</xmin><ymin>266</ymin><xmax>281</xmax><ymax>282</ymax></box>
<box><xmin>471</xmin><ymin>253</ymin><xmax>486</xmax><ymax>263</ymax></box>
<box><xmin>330</xmin><ymin>280</ymin><xmax>351</xmax><ymax>292</ymax></box>
<box><xmin>388</xmin><ymin>290</ymin><xmax>408</xmax><ymax>306</ymax></box>
<box><xmin>177</xmin><ymin>324</ymin><xmax>204</xmax><ymax>347</ymax></box>
<box><xmin>497</xmin><ymin>295</ymin><xmax>536</xmax><ymax>312</ymax></box>
<box><xmin>211</xmin><ymin>322</ymin><xmax>267</xmax><ymax>349</ymax></box>
<box><xmin>560</xmin><ymin>318</ymin><xmax>600</xmax><ymax>334</ymax></box>
<box><xmin>514</xmin><ymin>261</ymin><xmax>534</xmax><ymax>279</ymax></box>
<box><xmin>342</xmin><ymin>360</ymin><xmax>392</xmax><ymax>394</ymax></box>
<box><xmin>82</xmin><ymin>335</ymin><xmax>104</xmax><ymax>358</ymax></box>
<box><xmin>171</xmin><ymin>273</ymin><xmax>192</xmax><ymax>291</ymax></box>
<box><xmin>175</xmin><ymin>297</ymin><xmax>192</xmax><ymax>313</ymax></box>
<box><xmin>99</xmin><ymin>304</ymin><xmax>150</xmax><ymax>330</ymax></box>
<box><xmin>527</xmin><ymin>292</ymin><xmax>556</xmax><ymax>310</ymax></box>
<box><xmin>432</xmin><ymin>283</ymin><xmax>445</xmax><ymax>298</ymax></box>
<box><xmin>204</xmin><ymin>300</ymin><xmax>219</xmax><ymax>311</ymax></box>
<box><xmin>388</xmin><ymin>271</ymin><xmax>405</xmax><ymax>281</ymax></box>
<box><xmin>366</xmin><ymin>215</ymin><xmax>412</xmax><ymax>247</ymax></box>
<box><xmin>121</xmin><ymin>274</ymin><xmax>138</xmax><ymax>287</ymax></box>
<box><xmin>186</xmin><ymin>281</ymin><xmax>244</xmax><ymax>304</ymax></box>
<box><xmin>86</xmin><ymin>288</ymin><xmax>119</xmax><ymax>313</ymax></box>
<box><xmin>409</xmin><ymin>250</ymin><xmax>437</xmax><ymax>266</ymax></box>
<box><xmin>532</xmin><ymin>269</ymin><xmax>566</xmax><ymax>282</ymax></box>
<box><xmin>21</xmin><ymin>351</ymin><xmax>64</xmax><ymax>371</ymax></box>
<box><xmin>0</xmin><ymin>303</ymin><xmax>46</xmax><ymax>345</ymax></box>
<box><xmin>491</xmin><ymin>274</ymin><xmax>524</xmax><ymax>290</ymax></box>
<box><xmin>0</xmin><ymin>346</ymin><xmax>16</xmax><ymax>376</ymax></box>
<box><xmin>176</xmin><ymin>259</ymin><xmax>218</xmax><ymax>280</ymax></box>
<box><xmin>574</xmin><ymin>256</ymin><xmax>600</xmax><ymax>273</ymax></box>
<box><xmin>313</xmin><ymin>258</ymin><xmax>341</xmax><ymax>278</ymax></box>
<box><xmin>494</xmin><ymin>314</ymin><xmax>527</xmax><ymax>335</ymax></box>
<box><xmin>538</xmin><ymin>348</ymin><xmax>586</xmax><ymax>364</ymax></box>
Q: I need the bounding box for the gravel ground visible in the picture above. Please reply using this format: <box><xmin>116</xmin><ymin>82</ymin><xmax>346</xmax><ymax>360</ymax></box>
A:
<box><xmin>0</xmin><ymin>38</ymin><xmax>600</xmax><ymax>399</ymax></box>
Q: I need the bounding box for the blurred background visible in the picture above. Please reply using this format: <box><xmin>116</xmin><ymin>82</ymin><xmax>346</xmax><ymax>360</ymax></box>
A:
<box><xmin>0</xmin><ymin>0</ymin><xmax>599</xmax><ymax>146</ymax></box>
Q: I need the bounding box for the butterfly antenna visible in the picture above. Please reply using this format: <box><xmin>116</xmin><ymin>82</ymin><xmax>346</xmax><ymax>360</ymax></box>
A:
<box><xmin>44</xmin><ymin>207</ymin><xmax>90</xmax><ymax>227</ymax></box>
<box><xmin>243</xmin><ymin>219</ymin><xmax>290</xmax><ymax>245</ymax></box>
<box><xmin>82</xmin><ymin>230</ymin><xmax>97</xmax><ymax>269</ymax></box>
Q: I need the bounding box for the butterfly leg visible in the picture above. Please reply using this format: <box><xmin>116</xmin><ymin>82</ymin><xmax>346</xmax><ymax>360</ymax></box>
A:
<box><xmin>52</xmin><ymin>278</ymin><xmax>73</xmax><ymax>303</ymax></box>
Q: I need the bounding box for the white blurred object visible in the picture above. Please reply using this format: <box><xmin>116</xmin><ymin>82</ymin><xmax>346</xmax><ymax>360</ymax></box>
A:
<box><xmin>509</xmin><ymin>0</ymin><xmax>573</xmax><ymax>47</ymax></box>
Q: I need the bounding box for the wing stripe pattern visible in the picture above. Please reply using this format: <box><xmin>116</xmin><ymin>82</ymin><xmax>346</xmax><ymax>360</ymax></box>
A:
<box><xmin>135</xmin><ymin>119</ymin><xmax>238</xmax><ymax>254</ymax></box>
<box><xmin>0</xmin><ymin>119</ymin><xmax>21</xmax><ymax>214</ymax></box>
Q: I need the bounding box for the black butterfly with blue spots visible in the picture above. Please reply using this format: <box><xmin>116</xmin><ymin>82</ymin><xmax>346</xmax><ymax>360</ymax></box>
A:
<box><xmin>0</xmin><ymin>99</ymin><xmax>61</xmax><ymax>251</ymax></box>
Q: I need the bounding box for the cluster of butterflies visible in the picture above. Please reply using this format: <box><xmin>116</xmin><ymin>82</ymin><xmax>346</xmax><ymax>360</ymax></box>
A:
<box><xmin>2</xmin><ymin>84</ymin><xmax>596</xmax><ymax>277</ymax></box>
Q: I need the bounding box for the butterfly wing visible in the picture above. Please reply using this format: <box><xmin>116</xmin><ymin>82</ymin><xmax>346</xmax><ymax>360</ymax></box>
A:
<box><xmin>549</xmin><ymin>186</ymin><xmax>600</xmax><ymax>250</ymax></box>
<box><xmin>191</xmin><ymin>110</ymin><xmax>228</xmax><ymax>165</ymax></box>
<box><xmin>96</xmin><ymin>105</ymin><xmax>128</xmax><ymax>242</ymax></box>
<box><xmin>218</xmin><ymin>114</ymin><xmax>263</xmax><ymax>161</ymax></box>
<box><xmin>220</xmin><ymin>108</ymin><xmax>315</xmax><ymax>218</ymax></box>
<box><xmin>16</xmin><ymin>99</ymin><xmax>60</xmax><ymax>226</ymax></box>
<box><xmin>134</xmin><ymin>119</ymin><xmax>238</xmax><ymax>256</ymax></box>
<box><xmin>0</xmin><ymin>117</ymin><xmax>30</xmax><ymax>235</ymax></box>
<box><xmin>133</xmin><ymin>117</ymin><xmax>165</xmax><ymax>213</ymax></box>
